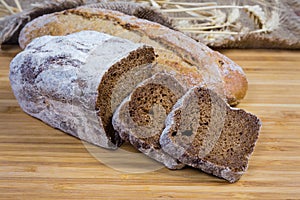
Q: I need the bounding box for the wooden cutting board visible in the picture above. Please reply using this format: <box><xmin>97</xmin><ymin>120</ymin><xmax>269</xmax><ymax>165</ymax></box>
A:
<box><xmin>0</xmin><ymin>46</ymin><xmax>299</xmax><ymax>199</ymax></box>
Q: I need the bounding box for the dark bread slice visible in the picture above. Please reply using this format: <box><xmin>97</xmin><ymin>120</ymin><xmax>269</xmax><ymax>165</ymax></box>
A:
<box><xmin>160</xmin><ymin>86</ymin><xmax>261</xmax><ymax>182</ymax></box>
<box><xmin>112</xmin><ymin>73</ymin><xmax>187</xmax><ymax>169</ymax></box>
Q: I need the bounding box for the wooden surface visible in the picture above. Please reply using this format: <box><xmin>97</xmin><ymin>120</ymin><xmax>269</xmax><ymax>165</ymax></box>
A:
<box><xmin>0</xmin><ymin>46</ymin><xmax>299</xmax><ymax>199</ymax></box>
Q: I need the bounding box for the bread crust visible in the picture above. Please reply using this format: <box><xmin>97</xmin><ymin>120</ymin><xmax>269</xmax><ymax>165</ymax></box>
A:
<box><xmin>19</xmin><ymin>7</ymin><xmax>248</xmax><ymax>105</ymax></box>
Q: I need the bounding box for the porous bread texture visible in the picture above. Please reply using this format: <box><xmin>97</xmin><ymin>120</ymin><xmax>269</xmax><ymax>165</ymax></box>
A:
<box><xmin>112</xmin><ymin>73</ymin><xmax>187</xmax><ymax>169</ymax></box>
<box><xmin>9</xmin><ymin>31</ymin><xmax>155</xmax><ymax>149</ymax></box>
<box><xmin>18</xmin><ymin>7</ymin><xmax>248</xmax><ymax>106</ymax></box>
<box><xmin>160</xmin><ymin>86</ymin><xmax>261</xmax><ymax>182</ymax></box>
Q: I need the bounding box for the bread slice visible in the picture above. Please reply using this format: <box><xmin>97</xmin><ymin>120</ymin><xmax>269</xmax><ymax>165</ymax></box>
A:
<box><xmin>9</xmin><ymin>31</ymin><xmax>155</xmax><ymax>149</ymax></box>
<box><xmin>112</xmin><ymin>73</ymin><xmax>187</xmax><ymax>169</ymax></box>
<box><xmin>160</xmin><ymin>86</ymin><xmax>261</xmax><ymax>182</ymax></box>
<box><xmin>18</xmin><ymin>7</ymin><xmax>248</xmax><ymax>106</ymax></box>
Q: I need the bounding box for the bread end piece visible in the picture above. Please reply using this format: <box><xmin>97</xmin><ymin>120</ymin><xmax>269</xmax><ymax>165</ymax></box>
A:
<box><xmin>160</xmin><ymin>86</ymin><xmax>261</xmax><ymax>182</ymax></box>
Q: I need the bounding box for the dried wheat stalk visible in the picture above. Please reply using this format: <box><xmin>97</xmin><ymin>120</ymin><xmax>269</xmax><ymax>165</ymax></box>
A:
<box><xmin>0</xmin><ymin>0</ymin><xmax>84</xmax><ymax>47</ymax></box>
<box><xmin>14</xmin><ymin>0</ymin><xmax>22</xmax><ymax>12</ymax></box>
<box><xmin>134</xmin><ymin>0</ymin><xmax>276</xmax><ymax>35</ymax></box>
<box><xmin>0</xmin><ymin>0</ymin><xmax>22</xmax><ymax>14</ymax></box>
<box><xmin>0</xmin><ymin>0</ymin><xmax>23</xmax><ymax>21</ymax></box>
<box><xmin>0</xmin><ymin>0</ymin><xmax>15</xmax><ymax>14</ymax></box>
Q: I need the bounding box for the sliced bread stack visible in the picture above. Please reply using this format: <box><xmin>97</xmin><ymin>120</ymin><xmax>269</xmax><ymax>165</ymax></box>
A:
<box><xmin>10</xmin><ymin>28</ymin><xmax>261</xmax><ymax>182</ymax></box>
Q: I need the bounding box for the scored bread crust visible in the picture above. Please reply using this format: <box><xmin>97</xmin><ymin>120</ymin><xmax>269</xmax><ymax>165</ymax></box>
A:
<box><xmin>160</xmin><ymin>86</ymin><xmax>261</xmax><ymax>182</ymax></box>
<box><xmin>18</xmin><ymin>7</ymin><xmax>248</xmax><ymax>105</ymax></box>
<box><xmin>112</xmin><ymin>73</ymin><xmax>187</xmax><ymax>169</ymax></box>
<box><xmin>9</xmin><ymin>31</ymin><xmax>155</xmax><ymax>149</ymax></box>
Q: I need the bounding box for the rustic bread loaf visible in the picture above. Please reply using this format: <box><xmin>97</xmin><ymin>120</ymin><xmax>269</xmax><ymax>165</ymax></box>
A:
<box><xmin>112</xmin><ymin>73</ymin><xmax>187</xmax><ymax>169</ymax></box>
<box><xmin>18</xmin><ymin>7</ymin><xmax>248</xmax><ymax>106</ymax></box>
<box><xmin>9</xmin><ymin>31</ymin><xmax>156</xmax><ymax>149</ymax></box>
<box><xmin>160</xmin><ymin>86</ymin><xmax>261</xmax><ymax>182</ymax></box>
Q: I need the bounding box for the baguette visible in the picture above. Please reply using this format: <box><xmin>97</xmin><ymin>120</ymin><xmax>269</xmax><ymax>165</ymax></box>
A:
<box><xmin>19</xmin><ymin>7</ymin><xmax>248</xmax><ymax>105</ymax></box>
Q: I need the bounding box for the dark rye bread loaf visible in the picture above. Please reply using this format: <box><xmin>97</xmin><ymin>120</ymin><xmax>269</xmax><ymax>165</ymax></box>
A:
<box><xmin>9</xmin><ymin>31</ymin><xmax>155</xmax><ymax>149</ymax></box>
<box><xmin>112</xmin><ymin>73</ymin><xmax>187</xmax><ymax>169</ymax></box>
<box><xmin>18</xmin><ymin>7</ymin><xmax>248</xmax><ymax>106</ymax></box>
<box><xmin>160</xmin><ymin>86</ymin><xmax>261</xmax><ymax>182</ymax></box>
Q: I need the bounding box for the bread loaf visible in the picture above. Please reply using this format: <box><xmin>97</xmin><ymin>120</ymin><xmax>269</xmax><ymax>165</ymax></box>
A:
<box><xmin>112</xmin><ymin>73</ymin><xmax>187</xmax><ymax>169</ymax></box>
<box><xmin>18</xmin><ymin>7</ymin><xmax>248</xmax><ymax>105</ymax></box>
<box><xmin>9</xmin><ymin>31</ymin><xmax>156</xmax><ymax>149</ymax></box>
<box><xmin>160</xmin><ymin>86</ymin><xmax>261</xmax><ymax>182</ymax></box>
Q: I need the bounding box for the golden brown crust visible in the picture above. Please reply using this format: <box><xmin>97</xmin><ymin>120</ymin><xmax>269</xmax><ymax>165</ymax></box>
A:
<box><xmin>19</xmin><ymin>7</ymin><xmax>248</xmax><ymax>105</ymax></box>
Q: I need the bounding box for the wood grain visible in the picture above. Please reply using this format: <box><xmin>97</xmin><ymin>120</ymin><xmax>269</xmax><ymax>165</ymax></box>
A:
<box><xmin>0</xmin><ymin>46</ymin><xmax>299</xmax><ymax>199</ymax></box>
